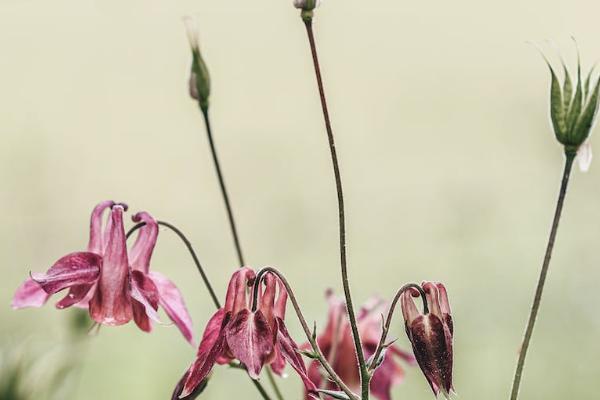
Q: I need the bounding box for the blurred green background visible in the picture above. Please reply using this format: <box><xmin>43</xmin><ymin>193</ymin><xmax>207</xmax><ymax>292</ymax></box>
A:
<box><xmin>1</xmin><ymin>0</ymin><xmax>600</xmax><ymax>399</ymax></box>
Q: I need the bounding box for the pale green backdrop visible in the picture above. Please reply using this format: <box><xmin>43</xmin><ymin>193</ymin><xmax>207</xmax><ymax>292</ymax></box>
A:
<box><xmin>1</xmin><ymin>0</ymin><xmax>599</xmax><ymax>399</ymax></box>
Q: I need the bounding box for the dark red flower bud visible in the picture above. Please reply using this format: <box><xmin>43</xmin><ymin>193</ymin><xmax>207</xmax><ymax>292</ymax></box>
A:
<box><xmin>401</xmin><ymin>282</ymin><xmax>453</xmax><ymax>397</ymax></box>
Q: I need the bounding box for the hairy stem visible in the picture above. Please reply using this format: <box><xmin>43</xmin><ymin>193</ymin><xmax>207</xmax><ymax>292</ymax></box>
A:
<box><xmin>367</xmin><ymin>284</ymin><xmax>427</xmax><ymax>372</ymax></box>
<box><xmin>254</xmin><ymin>267</ymin><xmax>360</xmax><ymax>400</ymax></box>
<box><xmin>201</xmin><ymin>108</ymin><xmax>246</xmax><ymax>267</ymax></box>
<box><xmin>302</xmin><ymin>15</ymin><xmax>368</xmax><ymax>399</ymax></box>
<box><xmin>126</xmin><ymin>221</ymin><xmax>272</xmax><ymax>400</ymax></box>
<box><xmin>509</xmin><ymin>152</ymin><xmax>575</xmax><ymax>400</ymax></box>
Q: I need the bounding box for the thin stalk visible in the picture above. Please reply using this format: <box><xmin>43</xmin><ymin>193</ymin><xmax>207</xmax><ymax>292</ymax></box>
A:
<box><xmin>302</xmin><ymin>15</ymin><xmax>369</xmax><ymax>399</ymax></box>
<box><xmin>509</xmin><ymin>152</ymin><xmax>575</xmax><ymax>400</ymax></box>
<box><xmin>253</xmin><ymin>267</ymin><xmax>360</xmax><ymax>400</ymax></box>
<box><xmin>125</xmin><ymin>221</ymin><xmax>272</xmax><ymax>400</ymax></box>
<box><xmin>127</xmin><ymin>221</ymin><xmax>220</xmax><ymax>308</ymax></box>
<box><xmin>367</xmin><ymin>284</ymin><xmax>428</xmax><ymax>372</ymax></box>
<box><xmin>200</xmin><ymin>107</ymin><xmax>245</xmax><ymax>266</ymax></box>
<box><xmin>265</xmin><ymin>368</ymin><xmax>285</xmax><ymax>400</ymax></box>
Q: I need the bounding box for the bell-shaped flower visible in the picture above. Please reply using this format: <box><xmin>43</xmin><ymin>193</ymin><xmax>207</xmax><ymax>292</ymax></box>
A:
<box><xmin>174</xmin><ymin>268</ymin><xmax>317</xmax><ymax>399</ymax></box>
<box><xmin>305</xmin><ymin>291</ymin><xmax>416</xmax><ymax>400</ymax></box>
<box><xmin>12</xmin><ymin>201</ymin><xmax>194</xmax><ymax>345</ymax></box>
<box><xmin>183</xmin><ymin>16</ymin><xmax>211</xmax><ymax>111</ymax></box>
<box><xmin>401</xmin><ymin>282</ymin><xmax>453</xmax><ymax>398</ymax></box>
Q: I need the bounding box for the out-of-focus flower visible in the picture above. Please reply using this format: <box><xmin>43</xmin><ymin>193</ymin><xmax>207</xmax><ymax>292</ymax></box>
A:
<box><xmin>293</xmin><ymin>0</ymin><xmax>321</xmax><ymax>10</ymax></box>
<box><xmin>401</xmin><ymin>282</ymin><xmax>453</xmax><ymax>398</ymax></box>
<box><xmin>173</xmin><ymin>268</ymin><xmax>318</xmax><ymax>399</ymax></box>
<box><xmin>183</xmin><ymin>16</ymin><xmax>211</xmax><ymax>111</ymax></box>
<box><xmin>305</xmin><ymin>291</ymin><xmax>416</xmax><ymax>400</ymax></box>
<box><xmin>12</xmin><ymin>201</ymin><xmax>194</xmax><ymax>345</ymax></box>
<box><xmin>543</xmin><ymin>48</ymin><xmax>600</xmax><ymax>171</ymax></box>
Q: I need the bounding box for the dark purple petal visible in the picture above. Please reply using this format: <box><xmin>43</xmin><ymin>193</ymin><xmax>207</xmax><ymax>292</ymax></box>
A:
<box><xmin>87</xmin><ymin>200</ymin><xmax>115</xmax><ymax>254</ymax></box>
<box><xmin>406</xmin><ymin>314</ymin><xmax>453</xmax><ymax>397</ymax></box>
<box><xmin>180</xmin><ymin>310</ymin><xmax>230</xmax><ymax>398</ymax></box>
<box><xmin>275</xmin><ymin>318</ymin><xmax>319</xmax><ymax>398</ymax></box>
<box><xmin>89</xmin><ymin>205</ymin><xmax>132</xmax><ymax>326</ymax></box>
<box><xmin>225</xmin><ymin>309</ymin><xmax>274</xmax><ymax>379</ymax></box>
<box><xmin>31</xmin><ymin>252</ymin><xmax>101</xmax><ymax>294</ymax></box>
<box><xmin>149</xmin><ymin>271</ymin><xmax>194</xmax><ymax>345</ymax></box>
<box><xmin>11</xmin><ymin>278</ymin><xmax>50</xmax><ymax>309</ymax></box>
<box><xmin>172</xmin><ymin>370</ymin><xmax>209</xmax><ymax>400</ymax></box>
<box><xmin>129</xmin><ymin>212</ymin><xmax>158</xmax><ymax>274</ymax></box>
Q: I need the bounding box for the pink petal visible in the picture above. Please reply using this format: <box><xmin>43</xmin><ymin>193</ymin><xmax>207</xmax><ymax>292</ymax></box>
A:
<box><xmin>149</xmin><ymin>271</ymin><xmax>194</xmax><ymax>345</ymax></box>
<box><xmin>31</xmin><ymin>251</ymin><xmax>101</xmax><ymax>294</ymax></box>
<box><xmin>130</xmin><ymin>270</ymin><xmax>161</xmax><ymax>332</ymax></box>
<box><xmin>89</xmin><ymin>205</ymin><xmax>132</xmax><ymax>326</ymax></box>
<box><xmin>129</xmin><ymin>212</ymin><xmax>158</xmax><ymax>274</ymax></box>
<box><xmin>87</xmin><ymin>200</ymin><xmax>115</xmax><ymax>254</ymax></box>
<box><xmin>12</xmin><ymin>278</ymin><xmax>50</xmax><ymax>309</ymax></box>
<box><xmin>180</xmin><ymin>310</ymin><xmax>229</xmax><ymax>398</ymax></box>
<box><xmin>56</xmin><ymin>284</ymin><xmax>95</xmax><ymax>309</ymax></box>
<box><xmin>275</xmin><ymin>318</ymin><xmax>318</xmax><ymax>398</ymax></box>
<box><xmin>225</xmin><ymin>309</ymin><xmax>274</xmax><ymax>379</ymax></box>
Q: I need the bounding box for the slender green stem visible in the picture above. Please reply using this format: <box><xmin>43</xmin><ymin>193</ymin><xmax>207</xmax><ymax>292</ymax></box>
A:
<box><xmin>367</xmin><ymin>284</ymin><xmax>427</xmax><ymax>372</ymax></box>
<box><xmin>302</xmin><ymin>15</ymin><xmax>369</xmax><ymax>399</ymax></box>
<box><xmin>125</xmin><ymin>221</ymin><xmax>272</xmax><ymax>400</ymax></box>
<box><xmin>253</xmin><ymin>267</ymin><xmax>360</xmax><ymax>400</ymax></box>
<box><xmin>200</xmin><ymin>107</ymin><xmax>246</xmax><ymax>267</ymax></box>
<box><xmin>510</xmin><ymin>152</ymin><xmax>575</xmax><ymax>400</ymax></box>
<box><xmin>265</xmin><ymin>368</ymin><xmax>285</xmax><ymax>400</ymax></box>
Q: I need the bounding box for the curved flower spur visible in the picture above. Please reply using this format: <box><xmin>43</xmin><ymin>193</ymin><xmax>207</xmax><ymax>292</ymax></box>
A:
<box><xmin>401</xmin><ymin>282</ymin><xmax>454</xmax><ymax>398</ymax></box>
<box><xmin>12</xmin><ymin>200</ymin><xmax>194</xmax><ymax>345</ymax></box>
<box><xmin>174</xmin><ymin>267</ymin><xmax>318</xmax><ymax>399</ymax></box>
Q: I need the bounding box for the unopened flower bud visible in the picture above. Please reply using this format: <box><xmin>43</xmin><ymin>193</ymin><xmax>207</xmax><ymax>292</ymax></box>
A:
<box><xmin>401</xmin><ymin>282</ymin><xmax>454</xmax><ymax>398</ymax></box>
<box><xmin>542</xmin><ymin>44</ymin><xmax>599</xmax><ymax>169</ymax></box>
<box><xmin>183</xmin><ymin>16</ymin><xmax>211</xmax><ymax>111</ymax></box>
<box><xmin>293</xmin><ymin>0</ymin><xmax>320</xmax><ymax>11</ymax></box>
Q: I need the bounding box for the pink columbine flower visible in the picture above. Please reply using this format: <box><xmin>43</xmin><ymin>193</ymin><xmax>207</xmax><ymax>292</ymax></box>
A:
<box><xmin>305</xmin><ymin>291</ymin><xmax>416</xmax><ymax>400</ymax></box>
<box><xmin>12</xmin><ymin>201</ymin><xmax>194</xmax><ymax>345</ymax></box>
<box><xmin>173</xmin><ymin>267</ymin><xmax>318</xmax><ymax>399</ymax></box>
<box><xmin>401</xmin><ymin>282</ymin><xmax>453</xmax><ymax>398</ymax></box>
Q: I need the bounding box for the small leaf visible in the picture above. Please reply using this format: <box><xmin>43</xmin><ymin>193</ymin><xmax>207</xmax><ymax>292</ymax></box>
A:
<box><xmin>317</xmin><ymin>389</ymin><xmax>352</xmax><ymax>400</ymax></box>
<box><xmin>548</xmin><ymin>63</ymin><xmax>567</xmax><ymax>141</ymax></box>
<box><xmin>367</xmin><ymin>348</ymin><xmax>388</xmax><ymax>371</ymax></box>
<box><xmin>584</xmin><ymin>64</ymin><xmax>597</xmax><ymax>101</ymax></box>
<box><xmin>562</xmin><ymin>64</ymin><xmax>573</xmax><ymax>110</ymax></box>
<box><xmin>299</xmin><ymin>349</ymin><xmax>320</xmax><ymax>360</ymax></box>
<box><xmin>566</xmin><ymin>55</ymin><xmax>584</xmax><ymax>139</ymax></box>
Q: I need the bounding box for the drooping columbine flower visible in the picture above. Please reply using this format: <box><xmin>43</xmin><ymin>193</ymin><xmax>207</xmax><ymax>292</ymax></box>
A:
<box><xmin>543</xmin><ymin>47</ymin><xmax>600</xmax><ymax>171</ymax></box>
<box><xmin>293</xmin><ymin>0</ymin><xmax>321</xmax><ymax>10</ymax></box>
<box><xmin>12</xmin><ymin>201</ymin><xmax>194</xmax><ymax>345</ymax></box>
<box><xmin>401</xmin><ymin>282</ymin><xmax>453</xmax><ymax>398</ymax></box>
<box><xmin>173</xmin><ymin>268</ymin><xmax>318</xmax><ymax>399</ymax></box>
<box><xmin>305</xmin><ymin>291</ymin><xmax>416</xmax><ymax>400</ymax></box>
<box><xmin>183</xmin><ymin>16</ymin><xmax>211</xmax><ymax>112</ymax></box>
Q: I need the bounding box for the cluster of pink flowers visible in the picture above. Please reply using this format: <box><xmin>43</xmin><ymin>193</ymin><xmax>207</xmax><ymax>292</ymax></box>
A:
<box><xmin>12</xmin><ymin>201</ymin><xmax>454</xmax><ymax>399</ymax></box>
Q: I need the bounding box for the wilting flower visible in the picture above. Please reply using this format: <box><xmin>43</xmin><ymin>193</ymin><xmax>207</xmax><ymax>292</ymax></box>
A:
<box><xmin>173</xmin><ymin>268</ymin><xmax>318</xmax><ymax>399</ymax></box>
<box><xmin>12</xmin><ymin>201</ymin><xmax>194</xmax><ymax>344</ymax></box>
<box><xmin>183</xmin><ymin>16</ymin><xmax>211</xmax><ymax>111</ymax></box>
<box><xmin>305</xmin><ymin>291</ymin><xmax>416</xmax><ymax>400</ymax></box>
<box><xmin>293</xmin><ymin>0</ymin><xmax>321</xmax><ymax>10</ymax></box>
<box><xmin>542</xmin><ymin>46</ymin><xmax>600</xmax><ymax>171</ymax></box>
<box><xmin>401</xmin><ymin>282</ymin><xmax>453</xmax><ymax>398</ymax></box>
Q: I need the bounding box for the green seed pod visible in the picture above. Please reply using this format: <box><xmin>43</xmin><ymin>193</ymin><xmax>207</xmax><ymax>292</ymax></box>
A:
<box><xmin>542</xmin><ymin>47</ymin><xmax>600</xmax><ymax>154</ymax></box>
<box><xmin>184</xmin><ymin>16</ymin><xmax>211</xmax><ymax>112</ymax></box>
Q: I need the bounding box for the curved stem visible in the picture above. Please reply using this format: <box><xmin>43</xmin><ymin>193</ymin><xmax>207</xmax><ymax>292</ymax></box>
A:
<box><xmin>201</xmin><ymin>108</ymin><xmax>245</xmax><ymax>267</ymax></box>
<box><xmin>302</xmin><ymin>15</ymin><xmax>368</xmax><ymax>399</ymax></box>
<box><xmin>367</xmin><ymin>284</ymin><xmax>427</xmax><ymax>372</ymax></box>
<box><xmin>510</xmin><ymin>152</ymin><xmax>575</xmax><ymax>400</ymax></box>
<box><xmin>126</xmin><ymin>221</ymin><xmax>273</xmax><ymax>399</ymax></box>
<box><xmin>253</xmin><ymin>267</ymin><xmax>360</xmax><ymax>400</ymax></box>
<box><xmin>265</xmin><ymin>368</ymin><xmax>285</xmax><ymax>400</ymax></box>
<box><xmin>126</xmin><ymin>221</ymin><xmax>221</xmax><ymax>308</ymax></box>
